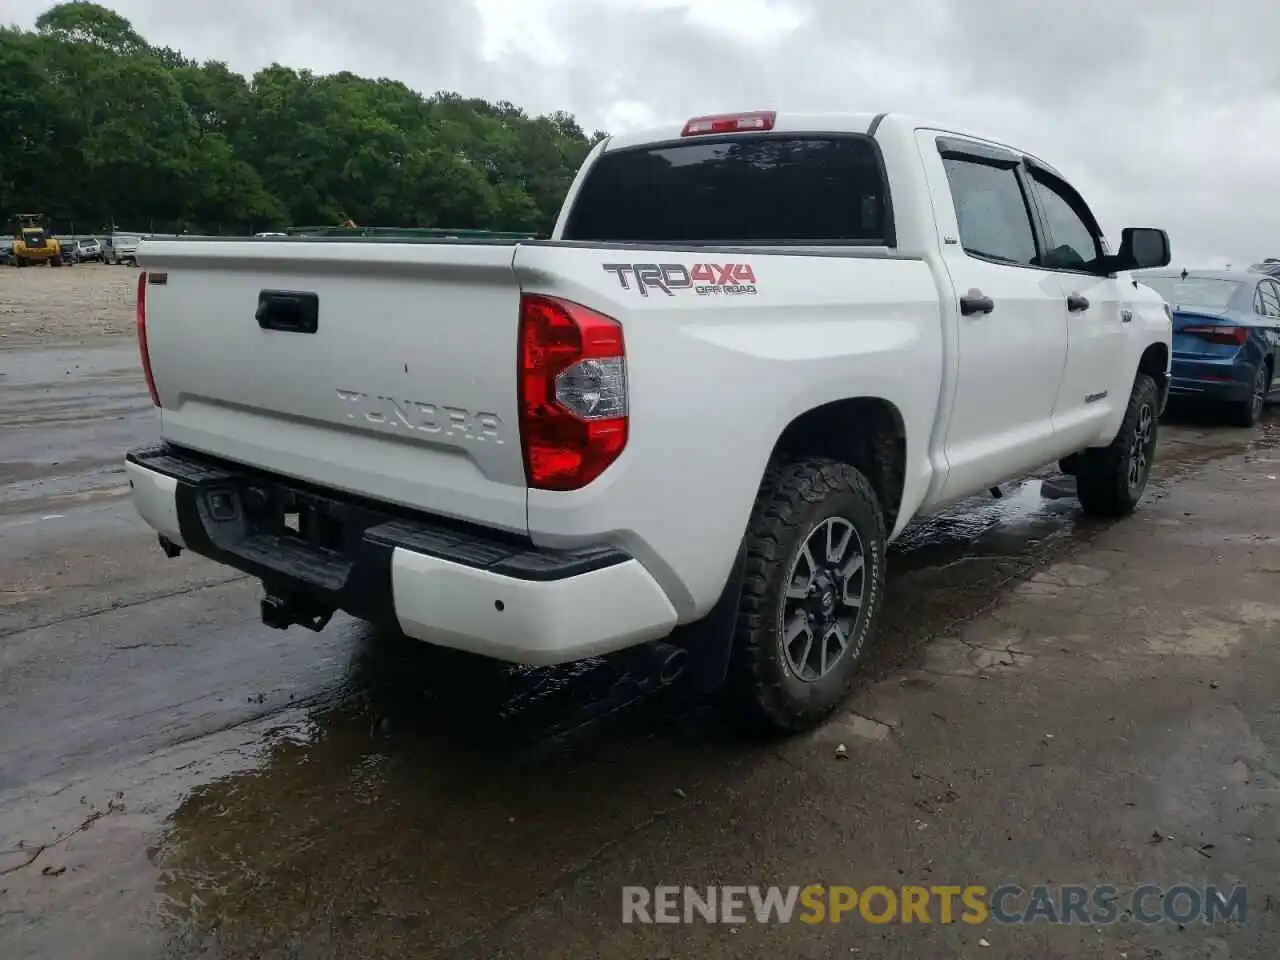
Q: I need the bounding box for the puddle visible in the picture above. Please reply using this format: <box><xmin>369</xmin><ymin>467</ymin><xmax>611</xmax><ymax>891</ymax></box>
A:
<box><xmin>2</xmin><ymin>416</ymin><xmax>1277</xmax><ymax>958</ymax></box>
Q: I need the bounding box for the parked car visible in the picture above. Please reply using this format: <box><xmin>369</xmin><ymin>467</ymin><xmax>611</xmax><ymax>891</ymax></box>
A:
<box><xmin>124</xmin><ymin>110</ymin><xmax>1173</xmax><ymax>733</ymax></box>
<box><xmin>1138</xmin><ymin>269</ymin><xmax>1280</xmax><ymax>426</ymax></box>
<box><xmin>0</xmin><ymin>240</ymin><xmax>13</xmax><ymax>266</ymax></box>
<box><xmin>110</xmin><ymin>234</ymin><xmax>141</xmax><ymax>265</ymax></box>
<box><xmin>1248</xmin><ymin>259</ymin><xmax>1280</xmax><ymax>278</ymax></box>
<box><xmin>75</xmin><ymin>238</ymin><xmax>105</xmax><ymax>262</ymax></box>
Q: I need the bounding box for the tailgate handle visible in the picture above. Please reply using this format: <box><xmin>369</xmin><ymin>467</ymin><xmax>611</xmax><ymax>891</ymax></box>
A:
<box><xmin>256</xmin><ymin>290</ymin><xmax>319</xmax><ymax>334</ymax></box>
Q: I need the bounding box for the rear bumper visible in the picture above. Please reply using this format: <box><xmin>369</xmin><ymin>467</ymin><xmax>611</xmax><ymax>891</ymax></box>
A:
<box><xmin>1168</xmin><ymin>357</ymin><xmax>1254</xmax><ymax>403</ymax></box>
<box><xmin>125</xmin><ymin>445</ymin><xmax>678</xmax><ymax>664</ymax></box>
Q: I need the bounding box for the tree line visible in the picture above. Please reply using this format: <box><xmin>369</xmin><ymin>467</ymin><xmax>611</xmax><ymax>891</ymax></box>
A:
<box><xmin>0</xmin><ymin>2</ymin><xmax>605</xmax><ymax>236</ymax></box>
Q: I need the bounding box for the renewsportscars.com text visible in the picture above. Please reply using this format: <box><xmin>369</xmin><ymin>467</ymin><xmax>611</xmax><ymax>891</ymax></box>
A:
<box><xmin>622</xmin><ymin>884</ymin><xmax>1247</xmax><ymax>926</ymax></box>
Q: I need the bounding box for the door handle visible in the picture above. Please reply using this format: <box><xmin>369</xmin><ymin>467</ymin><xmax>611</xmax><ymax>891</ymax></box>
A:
<box><xmin>256</xmin><ymin>290</ymin><xmax>319</xmax><ymax>333</ymax></box>
<box><xmin>1066</xmin><ymin>293</ymin><xmax>1090</xmax><ymax>312</ymax></box>
<box><xmin>960</xmin><ymin>290</ymin><xmax>995</xmax><ymax>316</ymax></box>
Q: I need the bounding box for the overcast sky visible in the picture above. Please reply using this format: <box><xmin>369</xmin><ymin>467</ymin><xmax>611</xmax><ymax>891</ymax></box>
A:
<box><xmin>6</xmin><ymin>0</ymin><xmax>1278</xmax><ymax>267</ymax></box>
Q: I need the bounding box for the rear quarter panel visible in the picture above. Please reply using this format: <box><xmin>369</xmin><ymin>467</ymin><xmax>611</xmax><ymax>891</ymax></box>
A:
<box><xmin>1243</xmin><ymin>320</ymin><xmax>1280</xmax><ymax>382</ymax></box>
<box><xmin>1168</xmin><ymin>304</ymin><xmax>1277</xmax><ymax>385</ymax></box>
<box><xmin>514</xmin><ymin>243</ymin><xmax>945</xmax><ymax>620</ymax></box>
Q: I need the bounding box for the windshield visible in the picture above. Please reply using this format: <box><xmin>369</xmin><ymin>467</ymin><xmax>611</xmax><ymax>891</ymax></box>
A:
<box><xmin>1140</xmin><ymin>276</ymin><xmax>1241</xmax><ymax>311</ymax></box>
<box><xmin>562</xmin><ymin>135</ymin><xmax>890</xmax><ymax>243</ymax></box>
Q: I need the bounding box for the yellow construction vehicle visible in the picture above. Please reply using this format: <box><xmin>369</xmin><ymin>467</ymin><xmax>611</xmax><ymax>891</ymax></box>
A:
<box><xmin>11</xmin><ymin>214</ymin><xmax>63</xmax><ymax>267</ymax></box>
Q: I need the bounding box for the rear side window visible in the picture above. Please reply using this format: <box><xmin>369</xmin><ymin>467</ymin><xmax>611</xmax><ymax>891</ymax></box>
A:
<box><xmin>1258</xmin><ymin>280</ymin><xmax>1280</xmax><ymax>318</ymax></box>
<box><xmin>562</xmin><ymin>136</ymin><xmax>891</xmax><ymax>244</ymax></box>
<box><xmin>941</xmin><ymin>157</ymin><xmax>1038</xmax><ymax>266</ymax></box>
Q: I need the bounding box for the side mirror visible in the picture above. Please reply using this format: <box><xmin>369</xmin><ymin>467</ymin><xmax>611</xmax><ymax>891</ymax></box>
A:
<box><xmin>1112</xmin><ymin>227</ymin><xmax>1171</xmax><ymax>271</ymax></box>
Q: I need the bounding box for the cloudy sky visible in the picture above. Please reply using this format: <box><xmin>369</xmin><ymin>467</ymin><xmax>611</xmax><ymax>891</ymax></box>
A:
<box><xmin>6</xmin><ymin>0</ymin><xmax>1278</xmax><ymax>267</ymax></box>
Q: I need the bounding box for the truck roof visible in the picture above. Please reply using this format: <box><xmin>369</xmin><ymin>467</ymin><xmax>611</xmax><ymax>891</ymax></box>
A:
<box><xmin>604</xmin><ymin>110</ymin><xmax>1057</xmax><ymax>174</ymax></box>
<box><xmin>603</xmin><ymin>110</ymin><xmax>881</xmax><ymax>151</ymax></box>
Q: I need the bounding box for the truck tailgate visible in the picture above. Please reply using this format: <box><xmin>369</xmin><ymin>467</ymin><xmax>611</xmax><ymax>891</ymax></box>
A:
<box><xmin>137</xmin><ymin>240</ymin><xmax>528</xmax><ymax>534</ymax></box>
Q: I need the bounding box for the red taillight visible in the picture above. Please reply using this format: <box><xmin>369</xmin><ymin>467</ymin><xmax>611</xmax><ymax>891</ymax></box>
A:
<box><xmin>136</xmin><ymin>270</ymin><xmax>160</xmax><ymax>407</ymax></box>
<box><xmin>681</xmin><ymin>110</ymin><xmax>776</xmax><ymax>137</ymax></box>
<box><xmin>518</xmin><ymin>294</ymin><xmax>627</xmax><ymax>491</ymax></box>
<box><xmin>1182</xmin><ymin>324</ymin><xmax>1248</xmax><ymax>346</ymax></box>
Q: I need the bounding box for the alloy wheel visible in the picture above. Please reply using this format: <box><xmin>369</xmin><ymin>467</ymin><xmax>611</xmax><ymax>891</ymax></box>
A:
<box><xmin>779</xmin><ymin>517</ymin><xmax>868</xmax><ymax>682</ymax></box>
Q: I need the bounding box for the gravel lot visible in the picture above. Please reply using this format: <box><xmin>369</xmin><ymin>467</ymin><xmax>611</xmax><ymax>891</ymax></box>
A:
<box><xmin>2</xmin><ymin>263</ymin><xmax>1278</xmax><ymax>959</ymax></box>
<box><xmin>0</xmin><ymin>263</ymin><xmax>138</xmax><ymax>348</ymax></box>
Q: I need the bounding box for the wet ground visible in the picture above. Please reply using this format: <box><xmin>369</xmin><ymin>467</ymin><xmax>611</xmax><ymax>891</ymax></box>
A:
<box><xmin>2</xmin><ymin>329</ymin><xmax>1279</xmax><ymax>959</ymax></box>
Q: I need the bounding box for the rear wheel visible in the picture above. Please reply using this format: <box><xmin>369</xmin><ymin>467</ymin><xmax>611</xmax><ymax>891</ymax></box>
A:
<box><xmin>727</xmin><ymin>458</ymin><xmax>887</xmax><ymax>733</ymax></box>
<box><xmin>1228</xmin><ymin>363</ymin><xmax>1268</xmax><ymax>428</ymax></box>
<box><xmin>1076</xmin><ymin>373</ymin><xmax>1160</xmax><ymax>518</ymax></box>
<box><xmin>50</xmin><ymin>256</ymin><xmax>63</xmax><ymax>267</ymax></box>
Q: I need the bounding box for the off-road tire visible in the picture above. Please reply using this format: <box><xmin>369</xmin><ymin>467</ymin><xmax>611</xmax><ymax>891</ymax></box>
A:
<box><xmin>727</xmin><ymin>457</ymin><xmax>887</xmax><ymax>734</ymax></box>
<box><xmin>1227</xmin><ymin>362</ymin><xmax>1269</xmax><ymax>428</ymax></box>
<box><xmin>1075</xmin><ymin>373</ymin><xmax>1160</xmax><ymax>518</ymax></box>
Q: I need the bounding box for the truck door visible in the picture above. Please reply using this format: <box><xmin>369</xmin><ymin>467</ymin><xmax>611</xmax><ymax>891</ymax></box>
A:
<box><xmin>915</xmin><ymin>131</ymin><xmax>1070</xmax><ymax>502</ymax></box>
<box><xmin>1020</xmin><ymin>161</ymin><xmax>1128</xmax><ymax>449</ymax></box>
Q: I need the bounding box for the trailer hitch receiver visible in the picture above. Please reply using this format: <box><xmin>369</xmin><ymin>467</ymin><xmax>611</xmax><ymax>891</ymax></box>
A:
<box><xmin>261</xmin><ymin>593</ymin><xmax>334</xmax><ymax>632</ymax></box>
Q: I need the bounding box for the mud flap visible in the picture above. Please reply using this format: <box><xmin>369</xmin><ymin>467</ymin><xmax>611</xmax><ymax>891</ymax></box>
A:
<box><xmin>671</xmin><ymin>541</ymin><xmax>747</xmax><ymax>693</ymax></box>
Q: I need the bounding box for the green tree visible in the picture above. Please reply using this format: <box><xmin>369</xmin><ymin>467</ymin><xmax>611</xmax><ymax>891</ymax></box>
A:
<box><xmin>1</xmin><ymin>2</ymin><xmax>602</xmax><ymax>236</ymax></box>
<box><xmin>35</xmin><ymin>1</ymin><xmax>143</xmax><ymax>53</ymax></box>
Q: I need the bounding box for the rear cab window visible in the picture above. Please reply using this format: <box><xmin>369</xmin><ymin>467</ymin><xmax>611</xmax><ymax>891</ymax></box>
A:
<box><xmin>1140</xmin><ymin>277</ymin><xmax>1242</xmax><ymax>311</ymax></box>
<box><xmin>562</xmin><ymin>135</ymin><xmax>892</xmax><ymax>244</ymax></box>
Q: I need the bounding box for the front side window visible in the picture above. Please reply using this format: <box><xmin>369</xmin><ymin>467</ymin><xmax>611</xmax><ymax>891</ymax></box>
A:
<box><xmin>940</xmin><ymin>156</ymin><xmax>1038</xmax><ymax>266</ymax></box>
<box><xmin>1028</xmin><ymin>173</ymin><xmax>1102</xmax><ymax>271</ymax></box>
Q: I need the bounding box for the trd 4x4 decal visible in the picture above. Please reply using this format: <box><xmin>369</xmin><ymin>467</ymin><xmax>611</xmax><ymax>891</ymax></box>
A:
<box><xmin>602</xmin><ymin>262</ymin><xmax>758</xmax><ymax>297</ymax></box>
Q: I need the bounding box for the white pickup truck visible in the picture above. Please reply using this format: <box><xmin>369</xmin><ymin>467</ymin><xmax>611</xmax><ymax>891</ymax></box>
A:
<box><xmin>126</xmin><ymin>111</ymin><xmax>1173</xmax><ymax>733</ymax></box>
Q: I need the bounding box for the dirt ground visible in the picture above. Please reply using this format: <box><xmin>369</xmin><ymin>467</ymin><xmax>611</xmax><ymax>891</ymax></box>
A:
<box><xmin>1</xmin><ymin>267</ymin><xmax>1278</xmax><ymax>959</ymax></box>
<box><xmin>0</xmin><ymin>263</ymin><xmax>137</xmax><ymax>348</ymax></box>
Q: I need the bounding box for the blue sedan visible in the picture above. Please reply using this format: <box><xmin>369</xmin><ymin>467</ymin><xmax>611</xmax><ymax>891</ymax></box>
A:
<box><xmin>1139</xmin><ymin>269</ymin><xmax>1280</xmax><ymax>427</ymax></box>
